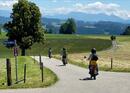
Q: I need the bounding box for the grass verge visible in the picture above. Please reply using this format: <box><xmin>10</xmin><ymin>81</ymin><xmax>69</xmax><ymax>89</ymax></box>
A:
<box><xmin>54</xmin><ymin>55</ymin><xmax>130</xmax><ymax>72</ymax></box>
<box><xmin>0</xmin><ymin>56</ymin><xmax>58</xmax><ymax>89</ymax></box>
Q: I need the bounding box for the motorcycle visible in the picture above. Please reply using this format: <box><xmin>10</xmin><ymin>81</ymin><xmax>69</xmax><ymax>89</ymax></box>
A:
<box><xmin>89</xmin><ymin>65</ymin><xmax>98</xmax><ymax>80</ymax></box>
<box><xmin>62</xmin><ymin>57</ymin><xmax>67</xmax><ymax>65</ymax></box>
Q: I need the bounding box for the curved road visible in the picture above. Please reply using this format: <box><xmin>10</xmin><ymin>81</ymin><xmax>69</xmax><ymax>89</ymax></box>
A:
<box><xmin>1</xmin><ymin>56</ymin><xmax>130</xmax><ymax>93</ymax></box>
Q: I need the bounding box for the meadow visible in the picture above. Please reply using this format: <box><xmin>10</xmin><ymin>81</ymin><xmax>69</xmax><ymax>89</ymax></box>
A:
<box><xmin>27</xmin><ymin>34</ymin><xmax>112</xmax><ymax>56</ymax></box>
<box><xmin>68</xmin><ymin>35</ymin><xmax>130</xmax><ymax>72</ymax></box>
<box><xmin>0</xmin><ymin>33</ymin><xmax>130</xmax><ymax>72</ymax></box>
<box><xmin>0</xmin><ymin>33</ymin><xmax>59</xmax><ymax>89</ymax></box>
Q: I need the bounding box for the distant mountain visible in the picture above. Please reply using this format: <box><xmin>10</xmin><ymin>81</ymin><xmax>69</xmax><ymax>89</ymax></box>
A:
<box><xmin>1</xmin><ymin>9</ymin><xmax>130</xmax><ymax>23</ymax></box>
<box><xmin>46</xmin><ymin>12</ymin><xmax>130</xmax><ymax>23</ymax></box>
<box><xmin>41</xmin><ymin>17</ymin><xmax>129</xmax><ymax>35</ymax></box>
<box><xmin>0</xmin><ymin>16</ymin><xmax>129</xmax><ymax>35</ymax></box>
<box><xmin>77</xmin><ymin>21</ymin><xmax>128</xmax><ymax>35</ymax></box>
<box><xmin>42</xmin><ymin>17</ymin><xmax>65</xmax><ymax>25</ymax></box>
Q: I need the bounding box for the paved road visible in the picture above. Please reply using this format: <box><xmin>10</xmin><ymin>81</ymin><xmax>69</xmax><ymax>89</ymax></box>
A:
<box><xmin>1</xmin><ymin>56</ymin><xmax>130</xmax><ymax>93</ymax></box>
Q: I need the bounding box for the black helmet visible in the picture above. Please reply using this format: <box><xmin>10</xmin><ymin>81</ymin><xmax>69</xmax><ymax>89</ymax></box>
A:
<box><xmin>63</xmin><ymin>48</ymin><xmax>66</xmax><ymax>50</ymax></box>
<box><xmin>91</xmin><ymin>48</ymin><xmax>96</xmax><ymax>54</ymax></box>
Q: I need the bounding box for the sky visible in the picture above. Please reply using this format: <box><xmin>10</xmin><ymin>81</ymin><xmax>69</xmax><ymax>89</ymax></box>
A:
<box><xmin>0</xmin><ymin>0</ymin><xmax>130</xmax><ymax>20</ymax></box>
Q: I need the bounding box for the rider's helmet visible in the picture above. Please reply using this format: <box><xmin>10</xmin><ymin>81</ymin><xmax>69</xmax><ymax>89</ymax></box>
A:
<box><xmin>63</xmin><ymin>48</ymin><xmax>66</xmax><ymax>50</ymax></box>
<box><xmin>91</xmin><ymin>48</ymin><xmax>96</xmax><ymax>54</ymax></box>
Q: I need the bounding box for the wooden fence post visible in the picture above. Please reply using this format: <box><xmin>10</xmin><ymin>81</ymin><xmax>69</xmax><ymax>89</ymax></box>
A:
<box><xmin>40</xmin><ymin>62</ymin><xmax>44</xmax><ymax>82</ymax></box>
<box><xmin>111</xmin><ymin>58</ymin><xmax>113</xmax><ymax>69</ymax></box>
<box><xmin>39</xmin><ymin>55</ymin><xmax>41</xmax><ymax>64</ymax></box>
<box><xmin>39</xmin><ymin>55</ymin><xmax>42</xmax><ymax>69</ymax></box>
<box><xmin>24</xmin><ymin>64</ymin><xmax>26</xmax><ymax>83</ymax></box>
<box><xmin>6</xmin><ymin>59</ymin><xmax>12</xmax><ymax>86</ymax></box>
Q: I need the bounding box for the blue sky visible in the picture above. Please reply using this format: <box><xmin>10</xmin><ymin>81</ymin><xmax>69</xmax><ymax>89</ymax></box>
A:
<box><xmin>0</xmin><ymin>0</ymin><xmax>130</xmax><ymax>20</ymax></box>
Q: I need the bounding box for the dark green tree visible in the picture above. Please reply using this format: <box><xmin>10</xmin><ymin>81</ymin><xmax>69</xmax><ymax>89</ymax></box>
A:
<box><xmin>45</xmin><ymin>28</ymin><xmax>53</xmax><ymax>34</ymax></box>
<box><xmin>4</xmin><ymin>0</ymin><xmax>44</xmax><ymax>56</ymax></box>
<box><xmin>123</xmin><ymin>26</ymin><xmax>130</xmax><ymax>35</ymax></box>
<box><xmin>59</xmin><ymin>18</ymin><xmax>76</xmax><ymax>34</ymax></box>
<box><xmin>59</xmin><ymin>23</ymin><xmax>67</xmax><ymax>34</ymax></box>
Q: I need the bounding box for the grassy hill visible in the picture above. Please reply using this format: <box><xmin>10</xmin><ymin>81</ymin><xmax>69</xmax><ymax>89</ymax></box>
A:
<box><xmin>1</xmin><ymin>33</ymin><xmax>130</xmax><ymax>72</ymax></box>
<box><xmin>27</xmin><ymin>34</ymin><xmax>111</xmax><ymax>56</ymax></box>
<box><xmin>0</xmin><ymin>33</ymin><xmax>111</xmax><ymax>57</ymax></box>
<box><xmin>68</xmin><ymin>35</ymin><xmax>130</xmax><ymax>72</ymax></box>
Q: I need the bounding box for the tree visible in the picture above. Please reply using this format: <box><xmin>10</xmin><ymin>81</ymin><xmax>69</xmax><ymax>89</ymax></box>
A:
<box><xmin>122</xmin><ymin>26</ymin><xmax>130</xmax><ymax>35</ymax></box>
<box><xmin>45</xmin><ymin>28</ymin><xmax>53</xmax><ymax>34</ymax></box>
<box><xmin>59</xmin><ymin>18</ymin><xmax>76</xmax><ymax>34</ymax></box>
<box><xmin>4</xmin><ymin>0</ymin><xmax>44</xmax><ymax>56</ymax></box>
<box><xmin>59</xmin><ymin>23</ymin><xmax>68</xmax><ymax>34</ymax></box>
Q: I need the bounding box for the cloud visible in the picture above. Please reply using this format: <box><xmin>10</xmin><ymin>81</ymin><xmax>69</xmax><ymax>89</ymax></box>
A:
<box><xmin>44</xmin><ymin>2</ymin><xmax>130</xmax><ymax>20</ymax></box>
<box><xmin>74</xmin><ymin>2</ymin><xmax>130</xmax><ymax>20</ymax></box>
<box><xmin>0</xmin><ymin>0</ymin><xmax>17</xmax><ymax>10</ymax></box>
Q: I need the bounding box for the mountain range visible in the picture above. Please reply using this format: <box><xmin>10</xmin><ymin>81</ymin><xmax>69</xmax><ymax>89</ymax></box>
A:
<box><xmin>1</xmin><ymin>9</ymin><xmax>130</xmax><ymax>23</ymax></box>
<box><xmin>42</xmin><ymin>17</ymin><xmax>129</xmax><ymax>35</ymax></box>
<box><xmin>0</xmin><ymin>14</ymin><xmax>130</xmax><ymax>35</ymax></box>
<box><xmin>46</xmin><ymin>12</ymin><xmax>130</xmax><ymax>24</ymax></box>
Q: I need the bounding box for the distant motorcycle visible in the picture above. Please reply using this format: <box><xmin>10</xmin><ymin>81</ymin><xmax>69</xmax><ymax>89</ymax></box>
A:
<box><xmin>62</xmin><ymin>57</ymin><xmax>67</xmax><ymax>65</ymax></box>
<box><xmin>61</xmin><ymin>48</ymin><xmax>67</xmax><ymax>66</ymax></box>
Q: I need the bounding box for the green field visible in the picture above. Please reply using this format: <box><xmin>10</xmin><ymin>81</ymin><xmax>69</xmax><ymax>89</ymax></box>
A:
<box><xmin>0</xmin><ymin>56</ymin><xmax>58</xmax><ymax>89</ymax></box>
<box><xmin>0</xmin><ymin>34</ymin><xmax>112</xmax><ymax>58</ymax></box>
<box><xmin>68</xmin><ymin>36</ymin><xmax>130</xmax><ymax>72</ymax></box>
<box><xmin>1</xmin><ymin>33</ymin><xmax>130</xmax><ymax>72</ymax></box>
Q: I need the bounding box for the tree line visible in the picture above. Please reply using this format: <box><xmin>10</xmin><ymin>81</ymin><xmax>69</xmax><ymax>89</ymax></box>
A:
<box><xmin>122</xmin><ymin>26</ymin><xmax>130</xmax><ymax>35</ymax></box>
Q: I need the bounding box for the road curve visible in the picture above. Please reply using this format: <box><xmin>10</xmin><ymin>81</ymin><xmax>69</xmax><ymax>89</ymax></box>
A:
<box><xmin>0</xmin><ymin>56</ymin><xmax>130</xmax><ymax>93</ymax></box>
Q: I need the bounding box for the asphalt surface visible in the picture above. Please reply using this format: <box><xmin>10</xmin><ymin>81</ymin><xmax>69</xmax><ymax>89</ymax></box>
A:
<box><xmin>0</xmin><ymin>56</ymin><xmax>130</xmax><ymax>93</ymax></box>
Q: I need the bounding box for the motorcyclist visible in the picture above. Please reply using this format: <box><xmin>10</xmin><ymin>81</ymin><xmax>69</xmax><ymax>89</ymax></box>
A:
<box><xmin>88</xmin><ymin>48</ymin><xmax>99</xmax><ymax>80</ymax></box>
<box><xmin>61</xmin><ymin>48</ymin><xmax>67</xmax><ymax>65</ymax></box>
<box><xmin>48</xmin><ymin>48</ymin><xmax>52</xmax><ymax>58</ymax></box>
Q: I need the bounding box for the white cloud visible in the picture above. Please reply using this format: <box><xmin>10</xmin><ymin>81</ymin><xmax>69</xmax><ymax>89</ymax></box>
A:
<box><xmin>42</xmin><ymin>7</ymin><xmax>72</xmax><ymax>16</ymax></box>
<box><xmin>74</xmin><ymin>2</ymin><xmax>130</xmax><ymax>20</ymax></box>
<box><xmin>44</xmin><ymin>2</ymin><xmax>130</xmax><ymax>20</ymax></box>
<box><xmin>0</xmin><ymin>0</ymin><xmax>17</xmax><ymax>10</ymax></box>
<box><xmin>53</xmin><ymin>7</ymin><xmax>72</xmax><ymax>14</ymax></box>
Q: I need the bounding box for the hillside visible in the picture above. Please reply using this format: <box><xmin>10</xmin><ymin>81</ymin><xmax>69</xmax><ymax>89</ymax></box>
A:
<box><xmin>0</xmin><ymin>33</ymin><xmax>111</xmax><ymax>58</ymax></box>
<box><xmin>43</xmin><ymin>18</ymin><xmax>129</xmax><ymax>35</ymax></box>
<box><xmin>0</xmin><ymin>16</ymin><xmax>129</xmax><ymax>35</ymax></box>
<box><xmin>68</xmin><ymin>35</ymin><xmax>130</xmax><ymax>72</ymax></box>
